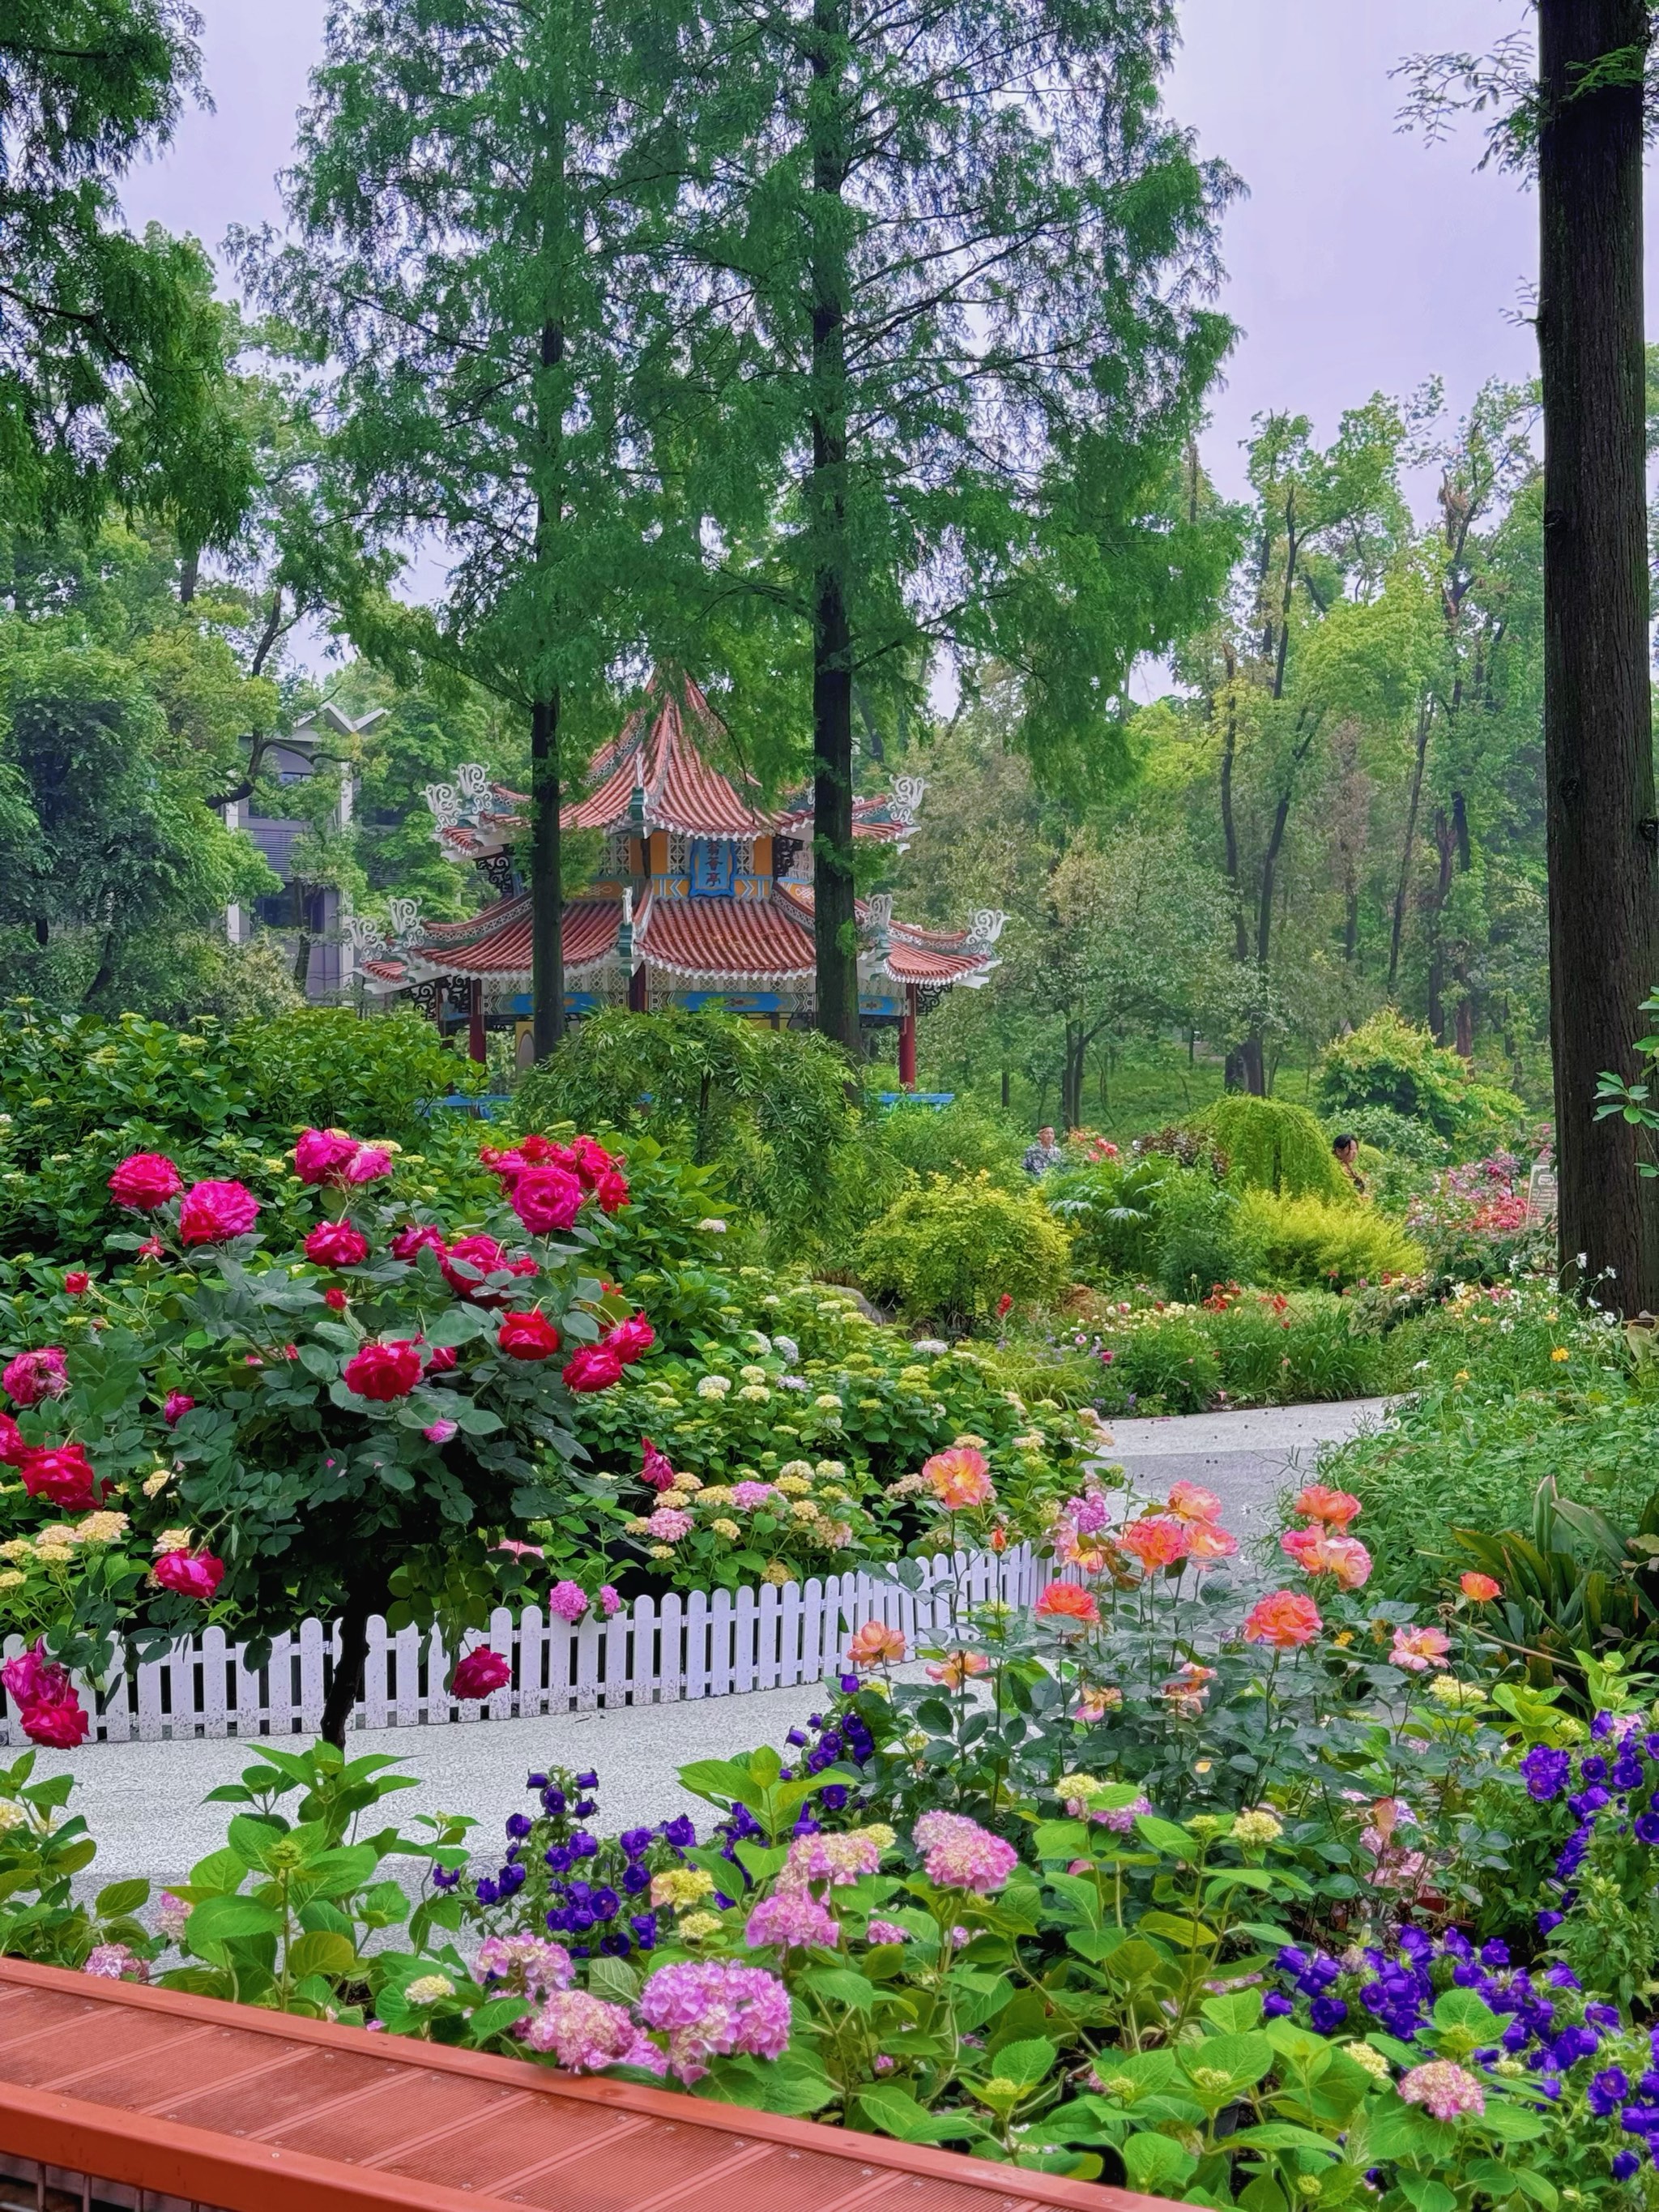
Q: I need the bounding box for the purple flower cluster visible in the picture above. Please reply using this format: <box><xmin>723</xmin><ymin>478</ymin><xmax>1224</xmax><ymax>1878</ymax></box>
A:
<box><xmin>1516</xmin><ymin>1718</ymin><xmax>1659</xmax><ymax>1906</ymax></box>
<box><xmin>637</xmin><ymin>1959</ymin><xmax>792</xmax><ymax>2082</ymax></box>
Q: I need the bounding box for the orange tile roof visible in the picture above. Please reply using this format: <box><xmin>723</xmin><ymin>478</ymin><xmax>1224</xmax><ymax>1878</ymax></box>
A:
<box><xmin>636</xmin><ymin>891</ymin><xmax>817</xmax><ymax>983</ymax></box>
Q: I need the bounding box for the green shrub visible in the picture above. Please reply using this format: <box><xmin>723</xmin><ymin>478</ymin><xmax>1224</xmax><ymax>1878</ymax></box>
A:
<box><xmin>1154</xmin><ymin>1172</ymin><xmax>1243</xmax><ymax>1300</ymax></box>
<box><xmin>1095</xmin><ymin>1313</ymin><xmax>1220</xmax><ymax>1413</ymax></box>
<box><xmin>1316</xmin><ymin>1009</ymin><xmax>1524</xmax><ymax>1142</ymax></box>
<box><xmin>1206</xmin><ymin>1290</ymin><xmax>1400</xmax><ymax>1406</ymax></box>
<box><xmin>868</xmin><ymin>1097</ymin><xmax>1027</xmax><ymax>1192</ymax></box>
<box><xmin>236</xmin><ymin>1006</ymin><xmax>483</xmax><ymax>1143</ymax></box>
<box><xmin>1337</xmin><ymin>1103</ymin><xmax>1452</xmax><ymax>1166</ymax></box>
<box><xmin>1046</xmin><ymin>1151</ymin><xmax>1182</xmax><ymax>1281</ymax></box>
<box><xmin>1231</xmin><ymin>1187</ymin><xmax>1422</xmax><ymax>1291</ymax></box>
<box><xmin>514</xmin><ymin>1007</ymin><xmax>870</xmax><ymax>1262</ymax></box>
<box><xmin>1196</xmin><ymin>1094</ymin><xmax>1349</xmax><ymax>1201</ymax></box>
<box><xmin>856</xmin><ymin>1171</ymin><xmax>1073</xmax><ymax>1328</ymax></box>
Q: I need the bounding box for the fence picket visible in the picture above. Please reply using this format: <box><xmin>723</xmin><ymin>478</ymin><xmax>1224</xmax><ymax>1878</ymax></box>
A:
<box><xmin>0</xmin><ymin>1542</ymin><xmax>1051</xmax><ymax>1745</ymax></box>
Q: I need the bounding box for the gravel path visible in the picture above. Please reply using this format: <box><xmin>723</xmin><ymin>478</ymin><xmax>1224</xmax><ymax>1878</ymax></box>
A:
<box><xmin>36</xmin><ymin>1398</ymin><xmax>1401</xmax><ymax>1890</ymax></box>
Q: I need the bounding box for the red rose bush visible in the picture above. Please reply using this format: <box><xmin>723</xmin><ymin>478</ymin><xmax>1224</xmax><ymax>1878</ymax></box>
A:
<box><xmin>0</xmin><ymin>1130</ymin><xmax>646</xmax><ymax>1744</ymax></box>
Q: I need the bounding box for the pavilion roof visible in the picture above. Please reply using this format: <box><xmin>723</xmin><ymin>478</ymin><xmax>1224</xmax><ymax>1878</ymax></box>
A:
<box><xmin>563</xmin><ymin>676</ymin><xmax>775</xmax><ymax>839</ymax></box>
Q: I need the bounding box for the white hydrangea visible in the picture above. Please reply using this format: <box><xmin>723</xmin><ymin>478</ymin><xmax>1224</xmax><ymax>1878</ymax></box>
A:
<box><xmin>697</xmin><ymin>1376</ymin><xmax>731</xmax><ymax>1399</ymax></box>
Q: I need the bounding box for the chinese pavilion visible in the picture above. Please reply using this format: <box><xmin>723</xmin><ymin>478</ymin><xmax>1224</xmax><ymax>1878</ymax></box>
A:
<box><xmin>352</xmin><ymin>676</ymin><xmax>1005</xmax><ymax>1078</ymax></box>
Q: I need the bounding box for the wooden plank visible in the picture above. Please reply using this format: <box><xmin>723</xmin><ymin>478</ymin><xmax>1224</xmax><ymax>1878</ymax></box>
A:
<box><xmin>683</xmin><ymin>1589</ymin><xmax>708</xmax><ymax>1701</ymax></box>
<box><xmin>573</xmin><ymin>1618</ymin><xmax>600</xmax><ymax>1711</ymax></box>
<box><xmin>361</xmin><ymin>1617</ymin><xmax>390</xmax><ymax>1731</ymax></box>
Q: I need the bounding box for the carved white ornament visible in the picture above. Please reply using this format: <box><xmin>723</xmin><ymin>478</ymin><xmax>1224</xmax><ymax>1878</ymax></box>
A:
<box><xmin>890</xmin><ymin>775</ymin><xmax>927</xmax><ymax>824</ymax></box>
<box><xmin>454</xmin><ymin>762</ymin><xmax>491</xmax><ymax>809</ymax></box>
<box><xmin>423</xmin><ymin>780</ymin><xmax>460</xmax><ymax>830</ymax></box>
<box><xmin>343</xmin><ymin>916</ymin><xmax>387</xmax><ymax>953</ymax></box>
<box><xmin>965</xmin><ymin>907</ymin><xmax>1009</xmax><ymax>950</ymax></box>
<box><xmin>387</xmin><ymin>896</ymin><xmax>422</xmax><ymax>943</ymax></box>
<box><xmin>864</xmin><ymin>894</ymin><xmax>893</xmax><ymax>933</ymax></box>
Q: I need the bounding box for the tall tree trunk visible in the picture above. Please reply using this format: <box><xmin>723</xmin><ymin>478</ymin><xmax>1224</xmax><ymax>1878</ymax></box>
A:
<box><xmin>1425</xmin><ymin>807</ymin><xmax>1456</xmax><ymax>1042</ymax></box>
<box><xmin>1539</xmin><ymin>0</ymin><xmax>1659</xmax><ymax>1311</ymax></box>
<box><xmin>530</xmin><ymin>690</ymin><xmax>564</xmax><ymax>1059</ymax></box>
<box><xmin>1218</xmin><ymin>646</ymin><xmax>1257</xmax><ymax>1094</ymax></box>
<box><xmin>807</xmin><ymin>0</ymin><xmax>859</xmax><ymax>1058</ymax></box>
<box><xmin>1390</xmin><ymin>697</ymin><xmax>1432</xmax><ymax>985</ymax></box>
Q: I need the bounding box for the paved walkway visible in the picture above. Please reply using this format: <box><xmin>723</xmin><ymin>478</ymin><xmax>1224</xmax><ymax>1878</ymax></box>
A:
<box><xmin>1102</xmin><ymin>1395</ymin><xmax>1398</xmax><ymax>1552</ymax></box>
<box><xmin>34</xmin><ymin>1398</ymin><xmax>1399</xmax><ymax>1893</ymax></box>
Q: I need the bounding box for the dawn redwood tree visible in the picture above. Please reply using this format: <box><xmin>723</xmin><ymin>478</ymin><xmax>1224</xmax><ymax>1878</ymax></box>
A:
<box><xmin>1401</xmin><ymin>3</ymin><xmax>1659</xmax><ymax>1307</ymax></box>
<box><xmin>239</xmin><ymin>0</ymin><xmax>706</xmax><ymax>1058</ymax></box>
<box><xmin>675</xmin><ymin>0</ymin><xmax>1235</xmax><ymax>1053</ymax></box>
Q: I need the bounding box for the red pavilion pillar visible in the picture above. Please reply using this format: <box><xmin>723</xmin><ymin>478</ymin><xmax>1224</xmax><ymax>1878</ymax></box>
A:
<box><xmin>898</xmin><ymin>984</ymin><xmax>918</xmax><ymax>1090</ymax></box>
<box><xmin>467</xmin><ymin>978</ymin><xmax>487</xmax><ymax>1063</ymax></box>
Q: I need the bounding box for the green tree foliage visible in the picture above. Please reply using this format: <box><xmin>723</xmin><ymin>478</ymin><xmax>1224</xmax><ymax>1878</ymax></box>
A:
<box><xmin>241</xmin><ymin>0</ymin><xmax>719</xmax><ymax>1059</ymax></box>
<box><xmin>514</xmin><ymin>1006</ymin><xmax>866</xmax><ymax>1258</ymax></box>
<box><xmin>0</xmin><ymin>2</ymin><xmax>241</xmax><ymax>523</ymax></box>
<box><xmin>1316</xmin><ymin>1010</ymin><xmax>1524</xmax><ymax>1144</ymax></box>
<box><xmin>669</xmin><ymin>0</ymin><xmax>1238</xmax><ymax>1048</ymax></box>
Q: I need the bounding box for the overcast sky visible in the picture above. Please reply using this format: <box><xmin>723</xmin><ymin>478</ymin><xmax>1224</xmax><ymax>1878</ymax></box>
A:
<box><xmin>116</xmin><ymin>0</ymin><xmax>1616</xmax><ymax>677</ymax></box>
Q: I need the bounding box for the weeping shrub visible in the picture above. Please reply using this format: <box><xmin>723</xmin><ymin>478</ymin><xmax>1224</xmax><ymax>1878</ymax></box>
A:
<box><xmin>1196</xmin><ymin>1095</ymin><xmax>1349</xmax><ymax>1202</ymax></box>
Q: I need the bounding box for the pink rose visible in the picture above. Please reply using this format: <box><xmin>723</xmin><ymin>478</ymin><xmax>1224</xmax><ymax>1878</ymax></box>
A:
<box><xmin>152</xmin><ymin>1550</ymin><xmax>225</xmax><ymax>1601</ymax></box>
<box><xmin>497</xmin><ymin>1309</ymin><xmax>563</xmax><ymax>1361</ymax></box>
<box><xmin>424</xmin><ymin>1419</ymin><xmax>458</xmax><ymax>1444</ymax></box>
<box><xmin>62</xmin><ymin>1270</ymin><xmax>91</xmax><ymax>1296</ymax></box>
<box><xmin>569</xmin><ymin>1137</ymin><xmax>616</xmax><ymax>1188</ymax></box>
<box><xmin>137</xmin><ymin>1236</ymin><xmax>166</xmax><ymax>1261</ymax></box>
<box><xmin>562</xmin><ymin>1343</ymin><xmax>625</xmax><ymax>1394</ymax></box>
<box><xmin>344</xmin><ymin>1146</ymin><xmax>394</xmax><ymax>1185</ymax></box>
<box><xmin>604</xmin><ymin>1314</ymin><xmax>655</xmax><ymax>1365</ymax></box>
<box><xmin>2</xmin><ymin>1347</ymin><xmax>66</xmax><ymax>1406</ymax></box>
<box><xmin>293</xmin><ymin>1128</ymin><xmax>362</xmax><ymax>1186</ymax></box>
<box><xmin>509</xmin><ymin>1166</ymin><xmax>586</xmax><ymax>1235</ymax></box>
<box><xmin>424</xmin><ymin>1343</ymin><xmax>457</xmax><ymax>1373</ymax></box>
<box><xmin>324</xmin><ymin>1287</ymin><xmax>350</xmax><ymax>1312</ymax></box>
<box><xmin>2</xmin><ymin>1642</ymin><xmax>70</xmax><ymax>1707</ymax></box>
<box><xmin>19</xmin><ymin>1442</ymin><xmax>99</xmax><ymax>1510</ymax></box>
<box><xmin>391</xmin><ymin>1223</ymin><xmax>448</xmax><ymax>1263</ymax></box>
<box><xmin>162</xmin><ymin>1390</ymin><xmax>195</xmax><ymax>1426</ymax></box>
<box><xmin>108</xmin><ymin>1152</ymin><xmax>182</xmax><ymax>1209</ymax></box>
<box><xmin>0</xmin><ymin>1414</ymin><xmax>26</xmax><ymax>1467</ymax></box>
<box><xmin>343</xmin><ymin>1339</ymin><xmax>424</xmax><ymax>1402</ymax></box>
<box><xmin>304</xmin><ymin>1219</ymin><xmax>369</xmax><ymax>1267</ymax></box>
<box><xmin>450</xmin><ymin>1647</ymin><xmax>512</xmax><ymax>1700</ymax></box>
<box><xmin>19</xmin><ymin>1697</ymin><xmax>87</xmax><ymax>1749</ymax></box>
<box><xmin>640</xmin><ymin>1437</ymin><xmax>677</xmax><ymax>1491</ymax></box>
<box><xmin>178</xmin><ymin>1180</ymin><xmax>259</xmax><ymax>1245</ymax></box>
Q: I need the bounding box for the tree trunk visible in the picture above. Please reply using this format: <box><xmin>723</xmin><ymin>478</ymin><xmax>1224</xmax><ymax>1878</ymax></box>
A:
<box><xmin>1218</xmin><ymin>646</ymin><xmax>1260</xmax><ymax>1095</ymax></box>
<box><xmin>1389</xmin><ymin>697</ymin><xmax>1432</xmax><ymax>985</ymax></box>
<box><xmin>1538</xmin><ymin>0</ymin><xmax>1659</xmax><ymax>1311</ymax></box>
<box><xmin>1000</xmin><ymin>1061</ymin><xmax>1010</xmax><ymax>1111</ymax></box>
<box><xmin>320</xmin><ymin>1581</ymin><xmax>386</xmax><ymax>1749</ymax></box>
<box><xmin>807</xmin><ymin>0</ymin><xmax>859</xmax><ymax>1059</ymax></box>
<box><xmin>530</xmin><ymin>690</ymin><xmax>564</xmax><ymax>1060</ymax></box>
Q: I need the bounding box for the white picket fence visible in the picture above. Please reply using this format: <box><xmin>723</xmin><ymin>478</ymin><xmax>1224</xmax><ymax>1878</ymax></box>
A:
<box><xmin>0</xmin><ymin>1544</ymin><xmax>1051</xmax><ymax>1747</ymax></box>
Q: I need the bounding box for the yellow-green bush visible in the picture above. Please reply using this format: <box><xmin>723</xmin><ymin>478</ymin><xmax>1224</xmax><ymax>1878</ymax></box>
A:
<box><xmin>1196</xmin><ymin>1095</ymin><xmax>1350</xmax><ymax>1202</ymax></box>
<box><xmin>1232</xmin><ymin>1189</ymin><xmax>1422</xmax><ymax>1292</ymax></box>
<box><xmin>857</xmin><ymin>1172</ymin><xmax>1073</xmax><ymax>1330</ymax></box>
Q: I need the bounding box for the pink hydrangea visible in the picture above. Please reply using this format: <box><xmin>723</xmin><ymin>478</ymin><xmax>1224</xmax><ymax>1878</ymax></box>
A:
<box><xmin>477</xmin><ymin>1934</ymin><xmax>573</xmax><ymax>1998</ymax></box>
<box><xmin>645</xmin><ymin>1508</ymin><xmax>693</xmax><ymax>1542</ymax></box>
<box><xmin>548</xmin><ymin>1581</ymin><xmax>590</xmax><ymax>1624</ymax></box>
<box><xmin>599</xmin><ymin>1585</ymin><xmax>621</xmax><ymax>1617</ymax></box>
<box><xmin>638</xmin><ymin>1960</ymin><xmax>792</xmax><ymax>2082</ymax></box>
<box><xmin>780</xmin><ymin>1829</ymin><xmax>887</xmax><ymax>1888</ymax></box>
<box><xmin>1060</xmin><ymin>1488</ymin><xmax>1115</xmax><ymax>1535</ymax></box>
<box><xmin>1399</xmin><ymin>2060</ymin><xmax>1484</xmax><ymax>2121</ymax></box>
<box><xmin>83</xmin><ymin>1944</ymin><xmax>147</xmax><ymax>1982</ymax></box>
<box><xmin>728</xmin><ymin>1482</ymin><xmax>778</xmax><ymax>1510</ymax></box>
<box><xmin>1090</xmin><ymin>1792</ymin><xmax>1151</xmax><ymax>1833</ymax></box>
<box><xmin>744</xmin><ymin>1887</ymin><xmax>839</xmax><ymax>1951</ymax></box>
<box><xmin>867</xmin><ymin>1920</ymin><xmax>910</xmax><ymax>1945</ymax></box>
<box><xmin>520</xmin><ymin>1988</ymin><xmax>644</xmax><ymax>2071</ymax></box>
<box><xmin>912</xmin><ymin>1811</ymin><xmax>1017</xmax><ymax>1894</ymax></box>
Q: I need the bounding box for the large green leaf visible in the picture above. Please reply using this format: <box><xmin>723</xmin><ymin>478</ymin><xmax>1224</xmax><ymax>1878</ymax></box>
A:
<box><xmin>186</xmin><ymin>1894</ymin><xmax>284</xmax><ymax>1944</ymax></box>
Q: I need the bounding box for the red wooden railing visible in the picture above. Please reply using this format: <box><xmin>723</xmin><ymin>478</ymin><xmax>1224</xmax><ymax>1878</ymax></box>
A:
<box><xmin>0</xmin><ymin>1957</ymin><xmax>1183</xmax><ymax>2212</ymax></box>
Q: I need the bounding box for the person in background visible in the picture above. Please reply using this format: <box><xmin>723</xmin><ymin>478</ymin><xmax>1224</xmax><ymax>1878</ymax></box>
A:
<box><xmin>1023</xmin><ymin>1124</ymin><xmax>1065</xmax><ymax>1177</ymax></box>
<box><xmin>1332</xmin><ymin>1133</ymin><xmax>1367</xmax><ymax>1195</ymax></box>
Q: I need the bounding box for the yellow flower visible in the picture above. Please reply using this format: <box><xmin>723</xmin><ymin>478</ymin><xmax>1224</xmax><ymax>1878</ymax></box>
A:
<box><xmin>736</xmin><ymin>1385</ymin><xmax>770</xmax><ymax>1403</ymax></box>
<box><xmin>739</xmin><ymin>1365</ymin><xmax>768</xmax><ymax>1384</ymax></box>
<box><xmin>33</xmin><ymin>1546</ymin><xmax>73</xmax><ymax>1568</ymax></box>
<box><xmin>953</xmin><ymin>1433</ymin><xmax>987</xmax><ymax>1450</ymax></box>
<box><xmin>652</xmin><ymin>1866</ymin><xmax>714</xmax><ymax>1908</ymax></box>
<box><xmin>75</xmin><ymin>1512</ymin><xmax>129</xmax><ymax>1545</ymax></box>
<box><xmin>1452</xmin><ymin>1370</ymin><xmax>1469</xmax><ymax>1385</ymax></box>
<box><xmin>649</xmin><ymin>1544</ymin><xmax>674</xmax><ymax>1560</ymax></box>
<box><xmin>1550</xmin><ymin>1347</ymin><xmax>1570</xmax><ymax>1363</ymax></box>
<box><xmin>142</xmin><ymin>1466</ymin><xmax>174</xmax><ymax>1497</ymax></box>
<box><xmin>1344</xmin><ymin>2042</ymin><xmax>1390</xmax><ymax>2083</ymax></box>
<box><xmin>625</xmin><ymin>1517</ymin><xmax>654</xmax><ymax>1535</ymax></box>
<box><xmin>0</xmin><ymin>1571</ymin><xmax>25</xmax><ymax>1591</ymax></box>
<box><xmin>815</xmin><ymin>1460</ymin><xmax>845</xmax><ymax>1480</ymax></box>
<box><xmin>405</xmin><ymin>1974</ymin><xmax>454</xmax><ymax>2005</ymax></box>
<box><xmin>790</xmin><ymin>1499</ymin><xmax>819</xmax><ymax>1522</ymax></box>
<box><xmin>677</xmin><ymin>1911</ymin><xmax>724</xmax><ymax>1941</ymax></box>
<box><xmin>153</xmin><ymin>1528</ymin><xmax>192</xmax><ymax>1556</ymax></box>
<box><xmin>778</xmin><ymin>1461</ymin><xmax>815</xmax><ymax>1481</ymax></box>
<box><xmin>776</xmin><ymin>1475</ymin><xmax>812</xmax><ymax>1496</ymax></box>
<box><xmin>761</xmin><ymin>1561</ymin><xmax>790</xmax><ymax>1586</ymax></box>
<box><xmin>1232</xmin><ymin>1808</ymin><xmax>1283</xmax><ymax>1846</ymax></box>
<box><xmin>813</xmin><ymin>1394</ymin><xmax>842</xmax><ymax>1411</ymax></box>
<box><xmin>711</xmin><ymin>1518</ymin><xmax>740</xmax><ymax>1540</ymax></box>
<box><xmin>0</xmin><ymin>1539</ymin><xmax>34</xmax><ymax>1563</ymax></box>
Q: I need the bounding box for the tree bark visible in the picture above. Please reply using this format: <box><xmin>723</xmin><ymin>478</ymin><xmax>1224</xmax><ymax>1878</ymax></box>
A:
<box><xmin>1389</xmin><ymin>697</ymin><xmax>1432</xmax><ymax>985</ymax></box>
<box><xmin>530</xmin><ymin>690</ymin><xmax>564</xmax><ymax>1059</ymax></box>
<box><xmin>1218</xmin><ymin>645</ymin><xmax>1260</xmax><ymax>1094</ymax></box>
<box><xmin>1538</xmin><ymin>0</ymin><xmax>1659</xmax><ymax>1311</ymax></box>
<box><xmin>807</xmin><ymin>0</ymin><xmax>860</xmax><ymax>1059</ymax></box>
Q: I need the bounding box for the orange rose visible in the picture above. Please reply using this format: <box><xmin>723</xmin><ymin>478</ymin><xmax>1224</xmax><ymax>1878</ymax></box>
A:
<box><xmin>1035</xmin><ymin>1581</ymin><xmax>1100</xmax><ymax>1630</ymax></box>
<box><xmin>1459</xmin><ymin>1572</ymin><xmax>1501</xmax><ymax>1603</ymax></box>
<box><xmin>922</xmin><ymin>1446</ymin><xmax>995</xmax><ymax>1510</ymax></box>
<box><xmin>1242</xmin><ymin>1589</ymin><xmax>1323</xmax><ymax>1649</ymax></box>
<box><xmin>847</xmin><ymin>1621</ymin><xmax>906</xmax><ymax>1668</ymax></box>
<box><xmin>927</xmin><ymin>1650</ymin><xmax>992</xmax><ymax>1688</ymax></box>
<box><xmin>1290</xmin><ymin>1484</ymin><xmax>1361</xmax><ymax>1529</ymax></box>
